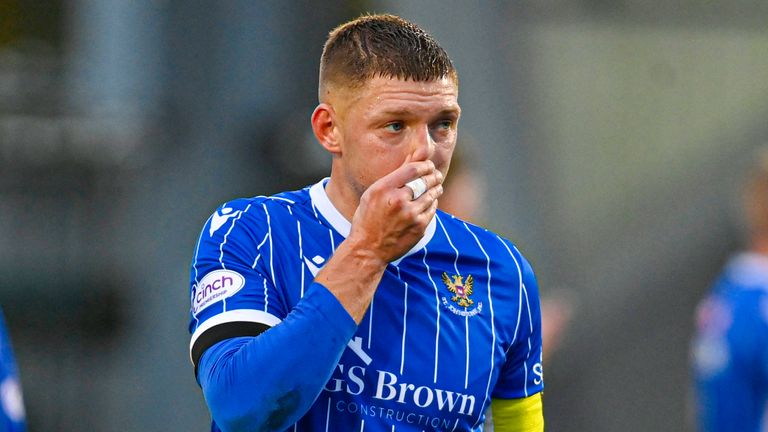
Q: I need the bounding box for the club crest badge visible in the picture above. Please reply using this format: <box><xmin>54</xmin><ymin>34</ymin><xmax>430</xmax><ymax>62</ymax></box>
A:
<box><xmin>441</xmin><ymin>272</ymin><xmax>482</xmax><ymax>317</ymax></box>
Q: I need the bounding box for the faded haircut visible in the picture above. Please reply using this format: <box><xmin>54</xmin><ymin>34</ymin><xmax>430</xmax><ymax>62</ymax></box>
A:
<box><xmin>319</xmin><ymin>14</ymin><xmax>457</xmax><ymax>101</ymax></box>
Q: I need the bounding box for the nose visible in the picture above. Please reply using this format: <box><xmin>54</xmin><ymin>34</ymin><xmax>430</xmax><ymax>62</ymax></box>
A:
<box><xmin>409</xmin><ymin>124</ymin><xmax>435</xmax><ymax>162</ymax></box>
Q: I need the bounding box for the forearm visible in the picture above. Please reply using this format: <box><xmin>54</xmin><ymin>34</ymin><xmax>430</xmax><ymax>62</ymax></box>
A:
<box><xmin>198</xmin><ymin>283</ymin><xmax>357</xmax><ymax>431</ymax></box>
<box><xmin>314</xmin><ymin>237</ymin><xmax>388</xmax><ymax>323</ymax></box>
<box><xmin>492</xmin><ymin>393</ymin><xmax>544</xmax><ymax>432</ymax></box>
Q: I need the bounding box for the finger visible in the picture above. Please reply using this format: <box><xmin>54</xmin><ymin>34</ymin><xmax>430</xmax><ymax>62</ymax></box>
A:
<box><xmin>417</xmin><ymin>194</ymin><xmax>440</xmax><ymax>222</ymax></box>
<box><xmin>419</xmin><ymin>168</ymin><xmax>443</xmax><ymax>190</ymax></box>
<box><xmin>411</xmin><ymin>182</ymin><xmax>443</xmax><ymax>213</ymax></box>
<box><xmin>404</xmin><ymin>178</ymin><xmax>428</xmax><ymax>200</ymax></box>
<box><xmin>376</xmin><ymin>159</ymin><xmax>436</xmax><ymax>191</ymax></box>
<box><xmin>403</xmin><ymin>168</ymin><xmax>443</xmax><ymax>200</ymax></box>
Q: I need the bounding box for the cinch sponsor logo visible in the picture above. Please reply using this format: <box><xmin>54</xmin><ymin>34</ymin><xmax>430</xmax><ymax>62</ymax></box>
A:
<box><xmin>324</xmin><ymin>365</ymin><xmax>476</xmax><ymax>417</ymax></box>
<box><xmin>191</xmin><ymin>270</ymin><xmax>245</xmax><ymax>315</ymax></box>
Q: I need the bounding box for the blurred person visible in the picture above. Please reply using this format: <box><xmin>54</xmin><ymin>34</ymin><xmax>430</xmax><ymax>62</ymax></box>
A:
<box><xmin>0</xmin><ymin>309</ymin><xmax>25</xmax><ymax>432</ymax></box>
<box><xmin>691</xmin><ymin>149</ymin><xmax>768</xmax><ymax>431</ymax></box>
<box><xmin>437</xmin><ymin>145</ymin><xmax>487</xmax><ymax>223</ymax></box>
<box><xmin>188</xmin><ymin>14</ymin><xmax>543</xmax><ymax>431</ymax></box>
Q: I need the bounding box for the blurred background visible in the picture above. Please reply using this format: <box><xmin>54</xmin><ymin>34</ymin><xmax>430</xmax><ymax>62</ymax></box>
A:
<box><xmin>1</xmin><ymin>1</ymin><xmax>767</xmax><ymax>430</ymax></box>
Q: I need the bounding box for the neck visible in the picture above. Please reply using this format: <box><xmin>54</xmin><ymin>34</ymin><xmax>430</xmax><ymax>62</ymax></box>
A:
<box><xmin>324</xmin><ymin>173</ymin><xmax>361</xmax><ymax>222</ymax></box>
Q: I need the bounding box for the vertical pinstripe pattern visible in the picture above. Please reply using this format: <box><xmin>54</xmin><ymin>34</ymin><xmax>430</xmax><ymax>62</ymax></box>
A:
<box><xmin>262</xmin><ymin>203</ymin><xmax>277</xmax><ymax>291</ymax></box>
<box><xmin>421</xmin><ymin>247</ymin><xmax>441</xmax><ymax>383</ymax></box>
<box><xmin>310</xmin><ymin>197</ymin><xmax>337</xmax><ymax>253</ymax></box>
<box><xmin>522</xmin><ymin>283</ymin><xmax>534</xmax><ymax>333</ymax></box>
<box><xmin>464</xmin><ymin>222</ymin><xmax>497</xmax><ymax>425</ymax></box>
<box><xmin>496</xmin><ymin>236</ymin><xmax>525</xmax><ymax>348</ymax></box>
<box><xmin>191</xmin><ymin>185</ymin><xmax>542</xmax><ymax>430</ymax></box>
<box><xmin>464</xmin><ymin>315</ymin><xmax>470</xmax><ymax>389</ymax></box>
<box><xmin>328</xmin><ymin>228</ymin><xmax>336</xmax><ymax>251</ymax></box>
<box><xmin>436</xmin><ymin>216</ymin><xmax>471</xmax><ymax>388</ymax></box>
<box><xmin>436</xmin><ymin>216</ymin><xmax>461</xmax><ymax>273</ymax></box>
<box><xmin>311</xmin><ymin>200</ymin><xmax>320</xmax><ymax>219</ymax></box>
<box><xmin>251</xmin><ymin>232</ymin><xmax>269</xmax><ymax>269</ymax></box>
<box><xmin>297</xmin><ymin>220</ymin><xmax>305</xmax><ymax>297</ymax></box>
<box><xmin>499</xmin><ymin>237</ymin><xmax>537</xmax><ymax>396</ymax></box>
<box><xmin>218</xmin><ymin>203</ymin><xmax>252</xmax><ymax>269</ymax></box>
<box><xmin>325</xmin><ymin>397</ymin><xmax>331</xmax><ymax>432</ymax></box>
<box><xmin>523</xmin><ymin>360</ymin><xmax>529</xmax><ymax>398</ymax></box>
<box><xmin>524</xmin><ymin>337</ymin><xmax>532</xmax><ymax>397</ymax></box>
<box><xmin>522</xmin><ymin>285</ymin><xmax>534</xmax><ymax>397</ymax></box>
<box><xmin>368</xmin><ymin>294</ymin><xmax>374</xmax><ymax>350</ymax></box>
<box><xmin>396</xmin><ymin>266</ymin><xmax>409</xmax><ymax>375</ymax></box>
<box><xmin>218</xmin><ymin>203</ymin><xmax>252</xmax><ymax>311</ymax></box>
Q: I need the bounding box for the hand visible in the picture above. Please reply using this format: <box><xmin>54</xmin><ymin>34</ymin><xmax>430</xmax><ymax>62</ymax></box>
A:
<box><xmin>347</xmin><ymin>159</ymin><xmax>444</xmax><ymax>264</ymax></box>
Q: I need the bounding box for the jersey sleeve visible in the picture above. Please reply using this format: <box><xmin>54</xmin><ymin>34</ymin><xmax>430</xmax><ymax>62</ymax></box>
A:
<box><xmin>492</xmin><ymin>248</ymin><xmax>544</xmax><ymax>399</ymax></box>
<box><xmin>188</xmin><ymin>199</ymin><xmax>288</xmax><ymax>373</ymax></box>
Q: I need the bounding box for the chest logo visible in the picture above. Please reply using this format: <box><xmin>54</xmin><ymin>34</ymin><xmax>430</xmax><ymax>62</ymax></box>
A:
<box><xmin>441</xmin><ymin>272</ymin><xmax>482</xmax><ymax>317</ymax></box>
<box><xmin>442</xmin><ymin>272</ymin><xmax>474</xmax><ymax>307</ymax></box>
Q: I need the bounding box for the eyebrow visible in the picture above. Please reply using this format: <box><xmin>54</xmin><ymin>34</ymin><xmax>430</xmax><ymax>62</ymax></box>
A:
<box><xmin>377</xmin><ymin>107</ymin><xmax>461</xmax><ymax>118</ymax></box>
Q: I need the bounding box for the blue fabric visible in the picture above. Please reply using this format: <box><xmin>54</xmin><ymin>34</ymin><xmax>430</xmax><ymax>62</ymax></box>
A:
<box><xmin>199</xmin><ymin>283</ymin><xmax>356</xmax><ymax>431</ymax></box>
<box><xmin>0</xmin><ymin>308</ymin><xmax>26</xmax><ymax>432</ymax></box>
<box><xmin>692</xmin><ymin>253</ymin><xmax>768</xmax><ymax>432</ymax></box>
<box><xmin>189</xmin><ymin>179</ymin><xmax>543</xmax><ymax>431</ymax></box>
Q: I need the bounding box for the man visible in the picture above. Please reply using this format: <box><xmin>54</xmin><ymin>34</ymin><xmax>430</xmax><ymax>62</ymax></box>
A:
<box><xmin>691</xmin><ymin>150</ymin><xmax>768</xmax><ymax>431</ymax></box>
<box><xmin>0</xmin><ymin>308</ymin><xmax>26</xmax><ymax>432</ymax></box>
<box><xmin>189</xmin><ymin>14</ymin><xmax>543</xmax><ymax>431</ymax></box>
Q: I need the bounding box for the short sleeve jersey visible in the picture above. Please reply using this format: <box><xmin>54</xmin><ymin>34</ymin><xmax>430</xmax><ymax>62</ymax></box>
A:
<box><xmin>692</xmin><ymin>253</ymin><xmax>768</xmax><ymax>432</ymax></box>
<box><xmin>189</xmin><ymin>179</ymin><xmax>543</xmax><ymax>431</ymax></box>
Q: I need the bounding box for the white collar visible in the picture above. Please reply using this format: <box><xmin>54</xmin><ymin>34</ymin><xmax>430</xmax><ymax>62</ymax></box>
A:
<box><xmin>309</xmin><ymin>178</ymin><xmax>436</xmax><ymax>264</ymax></box>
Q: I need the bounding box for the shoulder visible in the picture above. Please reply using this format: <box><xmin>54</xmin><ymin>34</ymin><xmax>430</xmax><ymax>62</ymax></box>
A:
<box><xmin>229</xmin><ymin>188</ymin><xmax>311</xmax><ymax>216</ymax></box>
<box><xmin>438</xmin><ymin>212</ymin><xmax>531</xmax><ymax>264</ymax></box>
<box><xmin>436</xmin><ymin>211</ymin><xmax>536</xmax><ymax>284</ymax></box>
<box><xmin>202</xmin><ymin>188</ymin><xmax>312</xmax><ymax>236</ymax></box>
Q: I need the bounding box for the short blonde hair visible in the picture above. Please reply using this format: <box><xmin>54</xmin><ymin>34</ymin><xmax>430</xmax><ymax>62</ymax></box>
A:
<box><xmin>319</xmin><ymin>14</ymin><xmax>457</xmax><ymax>102</ymax></box>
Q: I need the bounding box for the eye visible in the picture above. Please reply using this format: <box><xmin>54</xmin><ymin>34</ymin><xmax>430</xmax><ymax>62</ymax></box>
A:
<box><xmin>384</xmin><ymin>122</ymin><xmax>404</xmax><ymax>132</ymax></box>
<box><xmin>430</xmin><ymin>119</ymin><xmax>454</xmax><ymax>132</ymax></box>
<box><xmin>430</xmin><ymin>120</ymin><xmax>454</xmax><ymax>136</ymax></box>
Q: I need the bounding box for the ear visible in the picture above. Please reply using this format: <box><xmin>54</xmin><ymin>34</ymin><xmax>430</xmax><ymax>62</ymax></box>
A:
<box><xmin>311</xmin><ymin>103</ymin><xmax>341</xmax><ymax>156</ymax></box>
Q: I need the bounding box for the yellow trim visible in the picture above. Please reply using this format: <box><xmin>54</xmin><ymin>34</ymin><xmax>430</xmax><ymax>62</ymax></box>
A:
<box><xmin>491</xmin><ymin>393</ymin><xmax>544</xmax><ymax>432</ymax></box>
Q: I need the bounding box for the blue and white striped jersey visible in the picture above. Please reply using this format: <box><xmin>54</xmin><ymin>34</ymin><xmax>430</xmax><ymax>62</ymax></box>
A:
<box><xmin>692</xmin><ymin>253</ymin><xmax>768</xmax><ymax>432</ymax></box>
<box><xmin>189</xmin><ymin>178</ymin><xmax>543</xmax><ymax>431</ymax></box>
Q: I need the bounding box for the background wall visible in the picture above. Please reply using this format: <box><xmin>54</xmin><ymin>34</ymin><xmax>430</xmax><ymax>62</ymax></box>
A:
<box><xmin>1</xmin><ymin>1</ymin><xmax>767</xmax><ymax>430</ymax></box>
